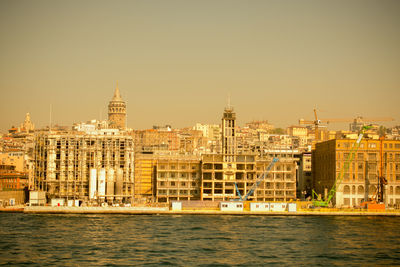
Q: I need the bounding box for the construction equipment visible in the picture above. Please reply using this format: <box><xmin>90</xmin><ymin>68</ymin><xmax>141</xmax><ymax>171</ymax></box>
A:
<box><xmin>361</xmin><ymin>135</ymin><xmax>389</xmax><ymax>209</ymax></box>
<box><xmin>377</xmin><ymin>136</ymin><xmax>388</xmax><ymax>203</ymax></box>
<box><xmin>233</xmin><ymin>157</ymin><xmax>279</xmax><ymax>201</ymax></box>
<box><xmin>299</xmin><ymin>109</ymin><xmax>394</xmax><ymax>141</ymax></box>
<box><xmin>312</xmin><ymin>125</ymin><xmax>372</xmax><ymax>207</ymax></box>
<box><xmin>299</xmin><ymin>108</ymin><xmax>323</xmax><ymax>140</ymax></box>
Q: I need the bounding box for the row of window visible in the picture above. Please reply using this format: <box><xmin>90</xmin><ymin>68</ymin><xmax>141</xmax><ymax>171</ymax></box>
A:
<box><xmin>158</xmin><ymin>181</ymin><xmax>197</xmax><ymax>187</ymax></box>
<box><xmin>158</xmin><ymin>189</ymin><xmax>198</xmax><ymax>195</ymax></box>
<box><xmin>158</xmin><ymin>172</ymin><xmax>198</xmax><ymax>179</ymax></box>
<box><xmin>343</xmin><ymin>185</ymin><xmax>400</xmax><ymax>195</ymax></box>
<box><xmin>158</xmin><ymin>165</ymin><xmax>199</xmax><ymax>170</ymax></box>
<box><xmin>338</xmin><ymin>142</ymin><xmax>400</xmax><ymax>149</ymax></box>
<box><xmin>338</xmin><ymin>152</ymin><xmax>400</xmax><ymax>161</ymax></box>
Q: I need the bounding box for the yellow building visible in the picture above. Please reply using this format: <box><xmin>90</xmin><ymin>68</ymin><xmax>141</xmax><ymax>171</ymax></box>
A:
<box><xmin>0</xmin><ymin>151</ymin><xmax>25</xmax><ymax>172</ymax></box>
<box><xmin>313</xmin><ymin>138</ymin><xmax>400</xmax><ymax>208</ymax></box>
<box><xmin>134</xmin><ymin>153</ymin><xmax>156</xmax><ymax>202</ymax></box>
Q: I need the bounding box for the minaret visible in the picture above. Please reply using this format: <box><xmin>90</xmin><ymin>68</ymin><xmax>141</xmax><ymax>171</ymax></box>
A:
<box><xmin>221</xmin><ymin>96</ymin><xmax>236</xmax><ymax>162</ymax></box>
<box><xmin>108</xmin><ymin>82</ymin><xmax>126</xmax><ymax>129</ymax></box>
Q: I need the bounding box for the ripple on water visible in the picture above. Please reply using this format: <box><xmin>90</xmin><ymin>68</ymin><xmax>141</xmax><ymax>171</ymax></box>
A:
<box><xmin>0</xmin><ymin>214</ymin><xmax>400</xmax><ymax>266</ymax></box>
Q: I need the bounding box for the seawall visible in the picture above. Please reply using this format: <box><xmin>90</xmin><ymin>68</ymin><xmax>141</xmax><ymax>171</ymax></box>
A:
<box><xmin>22</xmin><ymin>206</ymin><xmax>400</xmax><ymax>216</ymax></box>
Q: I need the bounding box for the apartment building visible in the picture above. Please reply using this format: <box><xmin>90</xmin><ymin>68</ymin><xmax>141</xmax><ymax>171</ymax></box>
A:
<box><xmin>313</xmin><ymin>138</ymin><xmax>400</xmax><ymax>207</ymax></box>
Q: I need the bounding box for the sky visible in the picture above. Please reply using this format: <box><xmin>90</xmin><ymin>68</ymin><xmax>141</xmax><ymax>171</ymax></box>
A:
<box><xmin>0</xmin><ymin>0</ymin><xmax>399</xmax><ymax>132</ymax></box>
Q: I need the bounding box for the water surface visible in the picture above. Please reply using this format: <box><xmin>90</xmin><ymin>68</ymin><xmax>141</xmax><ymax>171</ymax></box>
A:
<box><xmin>0</xmin><ymin>214</ymin><xmax>399</xmax><ymax>266</ymax></box>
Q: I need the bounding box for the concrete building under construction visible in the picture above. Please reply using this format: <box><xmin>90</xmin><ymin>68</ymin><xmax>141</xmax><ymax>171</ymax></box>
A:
<box><xmin>201</xmin><ymin>105</ymin><xmax>297</xmax><ymax>202</ymax></box>
<box><xmin>32</xmin><ymin>130</ymin><xmax>134</xmax><ymax>204</ymax></box>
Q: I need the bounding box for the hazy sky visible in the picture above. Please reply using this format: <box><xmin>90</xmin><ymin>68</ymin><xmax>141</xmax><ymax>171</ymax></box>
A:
<box><xmin>1</xmin><ymin>0</ymin><xmax>399</xmax><ymax>132</ymax></box>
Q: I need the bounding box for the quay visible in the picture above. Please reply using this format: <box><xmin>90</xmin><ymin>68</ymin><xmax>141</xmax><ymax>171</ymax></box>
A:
<box><xmin>7</xmin><ymin>206</ymin><xmax>399</xmax><ymax>216</ymax></box>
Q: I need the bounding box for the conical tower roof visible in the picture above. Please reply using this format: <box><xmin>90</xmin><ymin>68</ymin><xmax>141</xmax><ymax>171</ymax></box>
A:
<box><xmin>112</xmin><ymin>81</ymin><xmax>123</xmax><ymax>101</ymax></box>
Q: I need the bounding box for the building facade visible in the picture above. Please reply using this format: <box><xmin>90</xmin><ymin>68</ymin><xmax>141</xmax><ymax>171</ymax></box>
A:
<box><xmin>155</xmin><ymin>155</ymin><xmax>201</xmax><ymax>202</ymax></box>
<box><xmin>313</xmin><ymin>138</ymin><xmax>400</xmax><ymax>208</ymax></box>
<box><xmin>32</xmin><ymin>131</ymin><xmax>134</xmax><ymax>204</ymax></box>
<box><xmin>200</xmin><ymin>106</ymin><xmax>297</xmax><ymax>202</ymax></box>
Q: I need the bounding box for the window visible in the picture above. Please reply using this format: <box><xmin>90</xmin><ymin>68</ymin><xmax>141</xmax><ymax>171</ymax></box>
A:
<box><xmin>368</xmin><ymin>153</ymin><xmax>377</xmax><ymax>161</ymax></box>
<box><xmin>357</xmin><ymin>185</ymin><xmax>364</xmax><ymax>194</ymax></box>
<box><xmin>368</xmin><ymin>143</ymin><xmax>377</xmax><ymax>148</ymax></box>
<box><xmin>343</xmin><ymin>185</ymin><xmax>350</xmax><ymax>194</ymax></box>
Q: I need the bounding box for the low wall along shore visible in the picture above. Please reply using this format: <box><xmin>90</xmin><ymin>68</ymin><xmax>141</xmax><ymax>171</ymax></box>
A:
<box><xmin>21</xmin><ymin>205</ymin><xmax>400</xmax><ymax>216</ymax></box>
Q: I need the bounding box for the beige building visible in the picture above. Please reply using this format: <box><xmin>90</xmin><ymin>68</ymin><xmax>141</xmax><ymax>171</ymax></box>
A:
<box><xmin>313</xmin><ymin>138</ymin><xmax>400</xmax><ymax>208</ymax></box>
<box><xmin>0</xmin><ymin>151</ymin><xmax>25</xmax><ymax>172</ymax></box>
<box><xmin>155</xmin><ymin>155</ymin><xmax>201</xmax><ymax>202</ymax></box>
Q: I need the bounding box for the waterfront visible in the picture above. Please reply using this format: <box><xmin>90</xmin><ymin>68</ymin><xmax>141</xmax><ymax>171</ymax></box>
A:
<box><xmin>0</xmin><ymin>214</ymin><xmax>399</xmax><ymax>266</ymax></box>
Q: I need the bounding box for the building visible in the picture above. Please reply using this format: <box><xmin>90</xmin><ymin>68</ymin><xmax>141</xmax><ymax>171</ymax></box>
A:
<box><xmin>245</xmin><ymin>120</ymin><xmax>274</xmax><ymax>132</ymax></box>
<box><xmin>134</xmin><ymin>153</ymin><xmax>157</xmax><ymax>202</ymax></box>
<box><xmin>200</xmin><ymin>106</ymin><xmax>297</xmax><ymax>202</ymax></box>
<box><xmin>0</xmin><ymin>165</ymin><xmax>28</xmax><ymax>190</ymax></box>
<box><xmin>108</xmin><ymin>82</ymin><xmax>126</xmax><ymax>130</ymax></box>
<box><xmin>32</xmin><ymin>131</ymin><xmax>134</xmax><ymax>204</ymax></box>
<box><xmin>155</xmin><ymin>155</ymin><xmax>201</xmax><ymax>202</ymax></box>
<box><xmin>0</xmin><ymin>150</ymin><xmax>25</xmax><ymax>172</ymax></box>
<box><xmin>297</xmin><ymin>152</ymin><xmax>312</xmax><ymax>199</ymax></box>
<box><xmin>20</xmin><ymin>113</ymin><xmax>35</xmax><ymax>133</ymax></box>
<box><xmin>221</xmin><ymin>105</ymin><xmax>236</xmax><ymax>162</ymax></box>
<box><xmin>312</xmin><ymin>138</ymin><xmax>400</xmax><ymax>208</ymax></box>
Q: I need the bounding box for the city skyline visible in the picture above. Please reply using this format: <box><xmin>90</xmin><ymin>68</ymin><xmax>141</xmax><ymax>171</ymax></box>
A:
<box><xmin>1</xmin><ymin>0</ymin><xmax>399</xmax><ymax>132</ymax></box>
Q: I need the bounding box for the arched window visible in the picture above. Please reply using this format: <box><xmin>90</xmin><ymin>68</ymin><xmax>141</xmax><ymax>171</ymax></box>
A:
<box><xmin>357</xmin><ymin>185</ymin><xmax>364</xmax><ymax>195</ymax></box>
<box><xmin>390</xmin><ymin>186</ymin><xmax>393</xmax><ymax>195</ymax></box>
<box><xmin>395</xmin><ymin>186</ymin><xmax>400</xmax><ymax>195</ymax></box>
<box><xmin>352</xmin><ymin>185</ymin><xmax>356</xmax><ymax>194</ymax></box>
<box><xmin>343</xmin><ymin>185</ymin><xmax>350</xmax><ymax>194</ymax></box>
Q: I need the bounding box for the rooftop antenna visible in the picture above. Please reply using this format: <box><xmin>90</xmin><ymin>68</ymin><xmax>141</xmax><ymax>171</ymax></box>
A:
<box><xmin>125</xmin><ymin>89</ymin><xmax>128</xmax><ymax>131</ymax></box>
<box><xmin>227</xmin><ymin>93</ymin><xmax>232</xmax><ymax>110</ymax></box>
<box><xmin>49</xmin><ymin>104</ymin><xmax>52</xmax><ymax>132</ymax></box>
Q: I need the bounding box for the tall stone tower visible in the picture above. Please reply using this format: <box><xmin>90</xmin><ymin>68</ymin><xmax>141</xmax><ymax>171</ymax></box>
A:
<box><xmin>108</xmin><ymin>82</ymin><xmax>126</xmax><ymax>129</ymax></box>
<box><xmin>222</xmin><ymin>103</ymin><xmax>237</xmax><ymax>162</ymax></box>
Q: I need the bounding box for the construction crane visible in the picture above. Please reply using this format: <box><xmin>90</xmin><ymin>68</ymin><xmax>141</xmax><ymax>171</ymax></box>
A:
<box><xmin>377</xmin><ymin>136</ymin><xmax>388</xmax><ymax>203</ymax></box>
<box><xmin>299</xmin><ymin>109</ymin><xmax>394</xmax><ymax>141</ymax></box>
<box><xmin>312</xmin><ymin>125</ymin><xmax>372</xmax><ymax>208</ymax></box>
<box><xmin>233</xmin><ymin>157</ymin><xmax>279</xmax><ymax>201</ymax></box>
<box><xmin>299</xmin><ymin>109</ymin><xmax>322</xmax><ymax>140</ymax></box>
